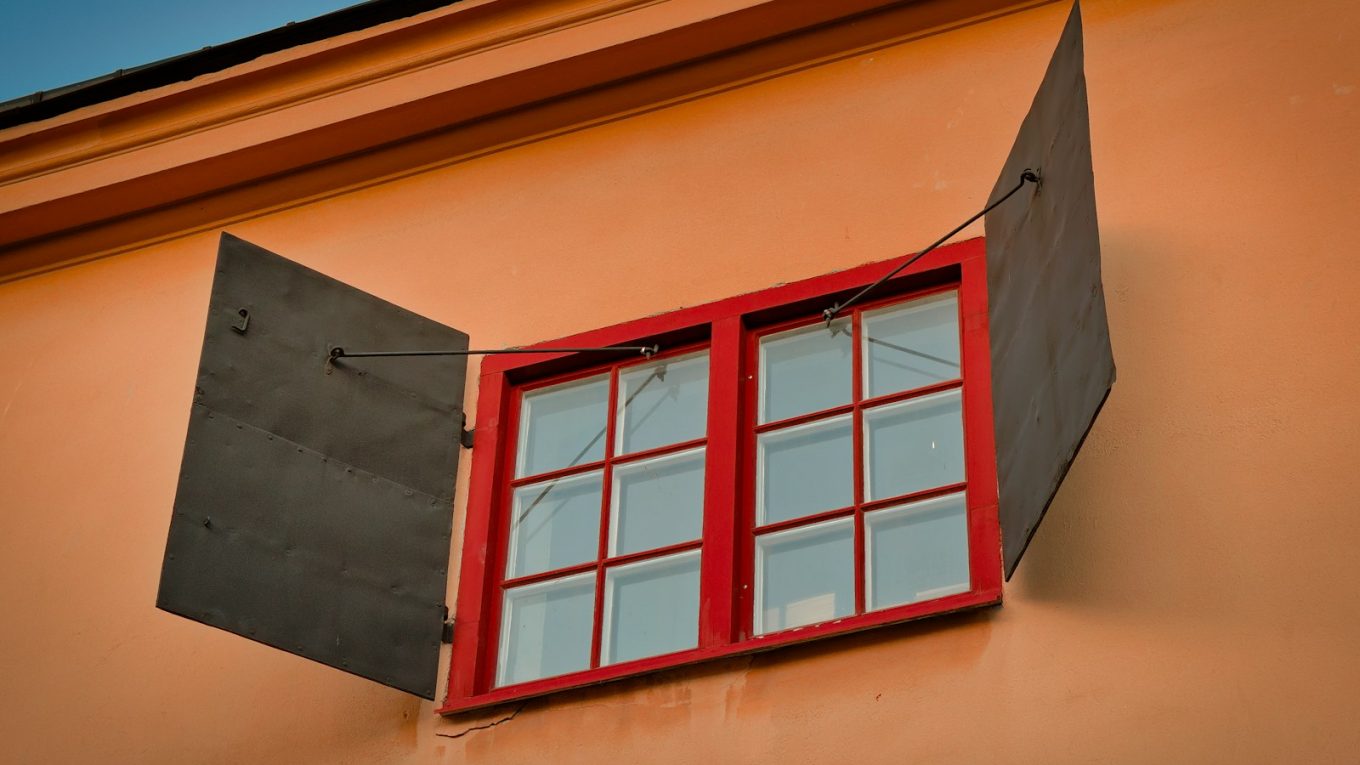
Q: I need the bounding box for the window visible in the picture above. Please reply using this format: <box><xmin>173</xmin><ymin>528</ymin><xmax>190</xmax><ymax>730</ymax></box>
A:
<box><xmin>444</xmin><ymin>238</ymin><xmax>1001</xmax><ymax>713</ymax></box>
<box><xmin>751</xmin><ymin>292</ymin><xmax>969</xmax><ymax>637</ymax></box>
<box><xmin>495</xmin><ymin>349</ymin><xmax>710</xmax><ymax>686</ymax></box>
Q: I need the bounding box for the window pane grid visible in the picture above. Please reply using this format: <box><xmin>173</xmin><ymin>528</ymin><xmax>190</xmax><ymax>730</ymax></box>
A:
<box><xmin>751</xmin><ymin>287</ymin><xmax>970</xmax><ymax>637</ymax></box>
<box><xmin>496</xmin><ymin>347</ymin><xmax>711</xmax><ymax>687</ymax></box>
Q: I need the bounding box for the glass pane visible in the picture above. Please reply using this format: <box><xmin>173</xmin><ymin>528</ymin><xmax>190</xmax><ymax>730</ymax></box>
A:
<box><xmin>602</xmin><ymin>551</ymin><xmax>701</xmax><ymax>665</ymax></box>
<box><xmin>864</xmin><ymin>389</ymin><xmax>965</xmax><ymax>501</ymax></box>
<box><xmin>610</xmin><ymin>448</ymin><xmax>705</xmax><ymax>555</ymax></box>
<box><xmin>759</xmin><ymin>319</ymin><xmax>852</xmax><ymax>423</ymax></box>
<box><xmin>506</xmin><ymin>471</ymin><xmax>603</xmax><ymax>579</ymax></box>
<box><xmin>617</xmin><ymin>352</ymin><xmax>709</xmax><ymax>454</ymax></box>
<box><xmin>866</xmin><ymin>493</ymin><xmax>970</xmax><ymax>610</ymax></box>
<box><xmin>517</xmin><ymin>375</ymin><xmax>610</xmax><ymax>477</ymax></box>
<box><xmin>757</xmin><ymin>415</ymin><xmax>853</xmax><ymax>525</ymax></box>
<box><xmin>863</xmin><ymin>292</ymin><xmax>962</xmax><ymax>397</ymax></box>
<box><xmin>756</xmin><ymin>517</ymin><xmax>854</xmax><ymax>635</ymax></box>
<box><xmin>496</xmin><ymin>573</ymin><xmax>594</xmax><ymax>686</ymax></box>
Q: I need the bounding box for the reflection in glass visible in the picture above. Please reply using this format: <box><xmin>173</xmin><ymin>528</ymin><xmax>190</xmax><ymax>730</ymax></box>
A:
<box><xmin>617</xmin><ymin>352</ymin><xmax>709</xmax><ymax>454</ymax></box>
<box><xmin>497</xmin><ymin>573</ymin><xmax>594</xmax><ymax>686</ymax></box>
<box><xmin>863</xmin><ymin>292</ymin><xmax>961</xmax><ymax>398</ymax></box>
<box><xmin>611</xmin><ymin>448</ymin><xmax>705</xmax><ymax>555</ymax></box>
<box><xmin>757</xmin><ymin>415</ymin><xmax>853</xmax><ymax>525</ymax></box>
<box><xmin>755</xmin><ymin>517</ymin><xmax>854</xmax><ymax>635</ymax></box>
<box><xmin>866</xmin><ymin>493</ymin><xmax>970</xmax><ymax>610</ymax></box>
<box><xmin>602</xmin><ymin>551</ymin><xmax>701</xmax><ymax>665</ymax></box>
<box><xmin>517</xmin><ymin>375</ymin><xmax>610</xmax><ymax>477</ymax></box>
<box><xmin>506</xmin><ymin>471</ymin><xmax>603</xmax><ymax>579</ymax></box>
<box><xmin>864</xmin><ymin>389</ymin><xmax>965</xmax><ymax>501</ymax></box>
<box><xmin>759</xmin><ymin>320</ymin><xmax>852</xmax><ymax>423</ymax></box>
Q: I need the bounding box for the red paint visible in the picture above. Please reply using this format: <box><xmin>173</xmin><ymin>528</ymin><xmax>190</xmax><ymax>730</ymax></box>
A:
<box><xmin>957</xmin><ymin>253</ymin><xmax>1004</xmax><ymax>597</ymax></box>
<box><xmin>588</xmin><ymin>368</ymin><xmax>621</xmax><ymax>670</ymax></box>
<box><xmin>441</xmin><ymin>237</ymin><xmax>1002</xmax><ymax>715</ymax></box>
<box><xmin>699</xmin><ymin>316</ymin><xmax>743</xmax><ymax>648</ymax></box>
<box><xmin>851</xmin><ymin>308</ymin><xmax>867</xmax><ymax>616</ymax></box>
<box><xmin>754</xmin><ymin>505</ymin><xmax>856</xmax><ymax>536</ymax></box>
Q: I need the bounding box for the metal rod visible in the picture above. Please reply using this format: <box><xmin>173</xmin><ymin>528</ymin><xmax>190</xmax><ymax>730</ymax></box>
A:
<box><xmin>330</xmin><ymin>345</ymin><xmax>659</xmax><ymax>360</ymax></box>
<box><xmin>823</xmin><ymin>170</ymin><xmax>1039</xmax><ymax>325</ymax></box>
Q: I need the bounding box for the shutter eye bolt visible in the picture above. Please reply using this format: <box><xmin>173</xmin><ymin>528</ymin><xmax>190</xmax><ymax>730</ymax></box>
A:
<box><xmin>325</xmin><ymin>347</ymin><xmax>345</xmax><ymax>375</ymax></box>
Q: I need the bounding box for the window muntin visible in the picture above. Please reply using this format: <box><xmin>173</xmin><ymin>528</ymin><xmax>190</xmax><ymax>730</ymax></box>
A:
<box><xmin>750</xmin><ymin>287</ymin><xmax>968</xmax><ymax>637</ymax></box>
<box><xmin>495</xmin><ymin>349</ymin><xmax>710</xmax><ymax>687</ymax></box>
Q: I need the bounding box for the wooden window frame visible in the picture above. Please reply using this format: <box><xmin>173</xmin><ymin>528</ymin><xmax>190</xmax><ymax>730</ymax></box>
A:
<box><xmin>441</xmin><ymin>237</ymin><xmax>1002</xmax><ymax>714</ymax></box>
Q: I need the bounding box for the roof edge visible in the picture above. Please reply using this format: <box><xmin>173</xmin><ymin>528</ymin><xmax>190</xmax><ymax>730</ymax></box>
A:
<box><xmin>0</xmin><ymin>0</ymin><xmax>462</xmax><ymax>130</ymax></box>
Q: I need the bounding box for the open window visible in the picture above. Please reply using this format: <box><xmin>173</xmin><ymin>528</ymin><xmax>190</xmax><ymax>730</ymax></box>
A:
<box><xmin>443</xmin><ymin>238</ymin><xmax>1004</xmax><ymax>713</ymax></box>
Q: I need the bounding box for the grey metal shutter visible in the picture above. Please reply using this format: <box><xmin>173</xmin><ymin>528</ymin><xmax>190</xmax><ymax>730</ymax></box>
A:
<box><xmin>157</xmin><ymin>233</ymin><xmax>468</xmax><ymax>699</ymax></box>
<box><xmin>986</xmin><ymin>1</ymin><xmax>1116</xmax><ymax>579</ymax></box>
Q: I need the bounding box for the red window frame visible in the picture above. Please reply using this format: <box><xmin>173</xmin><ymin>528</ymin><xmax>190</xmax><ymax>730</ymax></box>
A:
<box><xmin>441</xmin><ymin>237</ymin><xmax>1001</xmax><ymax>714</ymax></box>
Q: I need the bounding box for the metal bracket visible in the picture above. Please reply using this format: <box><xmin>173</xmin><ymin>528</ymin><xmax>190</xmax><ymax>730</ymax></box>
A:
<box><xmin>460</xmin><ymin>413</ymin><xmax>474</xmax><ymax>449</ymax></box>
<box><xmin>441</xmin><ymin>607</ymin><xmax>454</xmax><ymax>644</ymax></box>
<box><xmin>231</xmin><ymin>308</ymin><xmax>250</xmax><ymax>334</ymax></box>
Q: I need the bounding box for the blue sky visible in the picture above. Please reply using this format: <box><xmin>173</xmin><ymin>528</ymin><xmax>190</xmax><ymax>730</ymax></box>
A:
<box><xmin>0</xmin><ymin>0</ymin><xmax>363</xmax><ymax>102</ymax></box>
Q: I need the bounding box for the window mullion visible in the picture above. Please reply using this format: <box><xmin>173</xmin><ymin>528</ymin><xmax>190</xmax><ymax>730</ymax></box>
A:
<box><xmin>699</xmin><ymin>316</ymin><xmax>742</xmax><ymax>648</ymax></box>
<box><xmin>589</xmin><ymin>367</ymin><xmax>621</xmax><ymax>669</ymax></box>
<box><xmin>851</xmin><ymin>310</ymin><xmax>867</xmax><ymax>616</ymax></box>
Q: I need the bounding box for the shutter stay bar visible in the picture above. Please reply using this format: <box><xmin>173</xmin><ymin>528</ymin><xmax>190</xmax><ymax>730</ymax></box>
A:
<box><xmin>823</xmin><ymin>170</ymin><xmax>1039</xmax><ymax>325</ymax></box>
<box><xmin>330</xmin><ymin>345</ymin><xmax>658</xmax><ymax>360</ymax></box>
<box><xmin>328</xmin><ymin>345</ymin><xmax>659</xmax><ymax>448</ymax></box>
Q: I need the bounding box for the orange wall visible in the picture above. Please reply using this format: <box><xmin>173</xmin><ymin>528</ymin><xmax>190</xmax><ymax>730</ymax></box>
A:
<box><xmin>2</xmin><ymin>0</ymin><xmax>1359</xmax><ymax>762</ymax></box>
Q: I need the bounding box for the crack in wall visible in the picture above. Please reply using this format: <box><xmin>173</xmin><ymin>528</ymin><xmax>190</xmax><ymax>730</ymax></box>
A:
<box><xmin>436</xmin><ymin>705</ymin><xmax>526</xmax><ymax>739</ymax></box>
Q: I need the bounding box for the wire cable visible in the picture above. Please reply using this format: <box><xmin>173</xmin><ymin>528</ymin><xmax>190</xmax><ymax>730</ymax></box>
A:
<box><xmin>330</xmin><ymin>345</ymin><xmax>658</xmax><ymax>360</ymax></box>
<box><xmin>822</xmin><ymin>170</ymin><xmax>1039</xmax><ymax>325</ymax></box>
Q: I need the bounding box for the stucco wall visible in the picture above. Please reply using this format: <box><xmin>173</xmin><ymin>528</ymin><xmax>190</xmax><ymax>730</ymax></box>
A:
<box><xmin>1</xmin><ymin>0</ymin><xmax>1358</xmax><ymax>762</ymax></box>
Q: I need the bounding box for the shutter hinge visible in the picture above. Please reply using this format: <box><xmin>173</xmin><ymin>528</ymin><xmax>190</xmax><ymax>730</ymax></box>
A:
<box><xmin>460</xmin><ymin>413</ymin><xmax>475</xmax><ymax>449</ymax></box>
<box><xmin>441</xmin><ymin>606</ymin><xmax>455</xmax><ymax>644</ymax></box>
